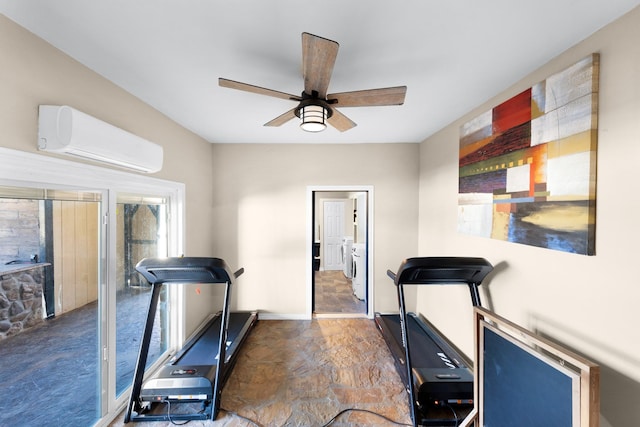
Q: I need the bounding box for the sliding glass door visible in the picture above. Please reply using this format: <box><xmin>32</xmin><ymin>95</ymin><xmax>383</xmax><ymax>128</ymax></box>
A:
<box><xmin>0</xmin><ymin>147</ymin><xmax>185</xmax><ymax>426</ymax></box>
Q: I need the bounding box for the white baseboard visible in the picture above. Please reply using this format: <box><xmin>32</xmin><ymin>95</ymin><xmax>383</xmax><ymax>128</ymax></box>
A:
<box><xmin>257</xmin><ymin>312</ymin><xmax>311</xmax><ymax>320</ymax></box>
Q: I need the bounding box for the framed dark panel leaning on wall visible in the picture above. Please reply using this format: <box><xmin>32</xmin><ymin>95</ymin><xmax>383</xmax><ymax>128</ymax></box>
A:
<box><xmin>462</xmin><ymin>307</ymin><xmax>600</xmax><ymax>427</ymax></box>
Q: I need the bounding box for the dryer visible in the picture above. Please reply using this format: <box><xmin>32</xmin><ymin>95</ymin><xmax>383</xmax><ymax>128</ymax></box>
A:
<box><xmin>341</xmin><ymin>237</ymin><xmax>354</xmax><ymax>278</ymax></box>
<box><xmin>351</xmin><ymin>243</ymin><xmax>365</xmax><ymax>300</ymax></box>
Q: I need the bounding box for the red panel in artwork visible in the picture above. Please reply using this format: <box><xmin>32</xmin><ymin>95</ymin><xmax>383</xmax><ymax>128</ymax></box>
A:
<box><xmin>492</xmin><ymin>89</ymin><xmax>532</xmax><ymax>134</ymax></box>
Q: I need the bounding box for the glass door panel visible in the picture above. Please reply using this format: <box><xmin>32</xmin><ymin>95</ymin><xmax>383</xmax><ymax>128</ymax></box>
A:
<box><xmin>115</xmin><ymin>195</ymin><xmax>169</xmax><ymax>397</ymax></box>
<box><xmin>0</xmin><ymin>192</ymin><xmax>102</xmax><ymax>426</ymax></box>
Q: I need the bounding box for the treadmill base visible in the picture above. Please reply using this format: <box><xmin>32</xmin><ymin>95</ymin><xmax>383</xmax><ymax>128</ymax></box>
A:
<box><xmin>375</xmin><ymin>312</ymin><xmax>473</xmax><ymax>426</ymax></box>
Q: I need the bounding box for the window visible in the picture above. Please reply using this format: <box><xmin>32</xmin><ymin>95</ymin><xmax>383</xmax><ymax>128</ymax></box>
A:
<box><xmin>115</xmin><ymin>193</ymin><xmax>169</xmax><ymax>397</ymax></box>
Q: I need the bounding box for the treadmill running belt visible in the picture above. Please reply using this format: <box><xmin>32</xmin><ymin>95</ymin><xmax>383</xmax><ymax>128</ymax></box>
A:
<box><xmin>177</xmin><ymin>311</ymin><xmax>253</xmax><ymax>366</ymax></box>
<box><xmin>381</xmin><ymin>314</ymin><xmax>458</xmax><ymax>369</ymax></box>
<box><xmin>139</xmin><ymin>311</ymin><xmax>256</xmax><ymax>403</ymax></box>
<box><xmin>375</xmin><ymin>312</ymin><xmax>473</xmax><ymax>406</ymax></box>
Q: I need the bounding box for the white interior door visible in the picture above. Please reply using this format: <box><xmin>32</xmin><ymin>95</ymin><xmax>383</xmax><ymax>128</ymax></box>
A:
<box><xmin>323</xmin><ymin>201</ymin><xmax>345</xmax><ymax>270</ymax></box>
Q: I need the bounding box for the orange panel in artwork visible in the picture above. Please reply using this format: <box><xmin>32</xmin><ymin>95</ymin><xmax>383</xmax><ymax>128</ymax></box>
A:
<box><xmin>495</xmin><ymin>201</ymin><xmax>512</xmax><ymax>213</ymax></box>
<box><xmin>529</xmin><ymin>144</ymin><xmax>548</xmax><ymax>186</ymax></box>
<box><xmin>459</xmin><ymin>135</ymin><xmax>495</xmax><ymax>160</ymax></box>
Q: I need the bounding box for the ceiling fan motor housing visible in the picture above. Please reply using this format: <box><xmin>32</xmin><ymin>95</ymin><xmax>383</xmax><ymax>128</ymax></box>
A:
<box><xmin>294</xmin><ymin>93</ymin><xmax>333</xmax><ymax>119</ymax></box>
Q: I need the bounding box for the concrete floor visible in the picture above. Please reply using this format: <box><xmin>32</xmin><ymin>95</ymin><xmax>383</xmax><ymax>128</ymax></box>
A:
<box><xmin>314</xmin><ymin>270</ymin><xmax>366</xmax><ymax>314</ymax></box>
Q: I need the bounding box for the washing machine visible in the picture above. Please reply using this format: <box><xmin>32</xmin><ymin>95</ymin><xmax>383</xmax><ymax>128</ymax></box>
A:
<box><xmin>341</xmin><ymin>237</ymin><xmax>353</xmax><ymax>278</ymax></box>
<box><xmin>351</xmin><ymin>243</ymin><xmax>365</xmax><ymax>300</ymax></box>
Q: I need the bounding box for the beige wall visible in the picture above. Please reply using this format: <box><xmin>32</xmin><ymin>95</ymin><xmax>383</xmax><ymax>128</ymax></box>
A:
<box><xmin>210</xmin><ymin>143</ymin><xmax>419</xmax><ymax>316</ymax></box>
<box><xmin>417</xmin><ymin>6</ymin><xmax>640</xmax><ymax>427</ymax></box>
<box><xmin>0</xmin><ymin>15</ymin><xmax>215</xmax><ymax>328</ymax></box>
<box><xmin>0</xmin><ymin>15</ymin><xmax>214</xmax><ymax>255</ymax></box>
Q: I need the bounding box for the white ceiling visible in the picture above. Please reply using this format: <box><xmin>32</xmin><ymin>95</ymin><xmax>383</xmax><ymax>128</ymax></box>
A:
<box><xmin>2</xmin><ymin>1</ymin><xmax>639</xmax><ymax>144</ymax></box>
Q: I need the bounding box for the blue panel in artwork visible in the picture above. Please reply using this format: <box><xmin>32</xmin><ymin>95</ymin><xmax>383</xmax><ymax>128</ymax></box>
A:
<box><xmin>505</xmin><ymin>201</ymin><xmax>591</xmax><ymax>254</ymax></box>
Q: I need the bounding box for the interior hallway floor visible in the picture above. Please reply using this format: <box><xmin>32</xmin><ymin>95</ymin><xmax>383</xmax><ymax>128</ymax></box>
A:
<box><xmin>314</xmin><ymin>270</ymin><xmax>366</xmax><ymax>314</ymax></box>
<box><xmin>110</xmin><ymin>318</ymin><xmax>412</xmax><ymax>427</ymax></box>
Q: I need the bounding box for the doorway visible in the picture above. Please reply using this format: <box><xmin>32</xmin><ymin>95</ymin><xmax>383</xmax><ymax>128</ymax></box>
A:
<box><xmin>308</xmin><ymin>187</ymin><xmax>373</xmax><ymax>318</ymax></box>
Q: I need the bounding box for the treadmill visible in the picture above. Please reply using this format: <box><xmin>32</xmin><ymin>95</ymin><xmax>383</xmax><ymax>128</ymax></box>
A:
<box><xmin>124</xmin><ymin>257</ymin><xmax>258</xmax><ymax>423</ymax></box>
<box><xmin>375</xmin><ymin>257</ymin><xmax>493</xmax><ymax>427</ymax></box>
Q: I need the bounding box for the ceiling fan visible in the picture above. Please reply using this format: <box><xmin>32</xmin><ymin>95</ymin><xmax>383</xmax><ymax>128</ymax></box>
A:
<box><xmin>219</xmin><ymin>32</ymin><xmax>407</xmax><ymax>132</ymax></box>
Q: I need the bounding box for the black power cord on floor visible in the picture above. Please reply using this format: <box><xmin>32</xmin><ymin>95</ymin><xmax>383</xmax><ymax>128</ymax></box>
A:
<box><xmin>320</xmin><ymin>408</ymin><xmax>413</xmax><ymax>427</ymax></box>
<box><xmin>222</xmin><ymin>406</ymin><xmax>412</xmax><ymax>427</ymax></box>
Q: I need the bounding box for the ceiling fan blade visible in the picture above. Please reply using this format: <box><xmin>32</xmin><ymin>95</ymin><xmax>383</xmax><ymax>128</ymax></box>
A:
<box><xmin>327</xmin><ymin>108</ymin><xmax>357</xmax><ymax>132</ymax></box>
<box><xmin>219</xmin><ymin>78</ymin><xmax>301</xmax><ymax>101</ymax></box>
<box><xmin>328</xmin><ymin>86</ymin><xmax>407</xmax><ymax>107</ymax></box>
<box><xmin>302</xmin><ymin>32</ymin><xmax>339</xmax><ymax>99</ymax></box>
<box><xmin>264</xmin><ymin>107</ymin><xmax>297</xmax><ymax>127</ymax></box>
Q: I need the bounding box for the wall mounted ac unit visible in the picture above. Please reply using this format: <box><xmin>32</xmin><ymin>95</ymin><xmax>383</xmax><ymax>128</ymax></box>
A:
<box><xmin>38</xmin><ymin>105</ymin><xmax>163</xmax><ymax>173</ymax></box>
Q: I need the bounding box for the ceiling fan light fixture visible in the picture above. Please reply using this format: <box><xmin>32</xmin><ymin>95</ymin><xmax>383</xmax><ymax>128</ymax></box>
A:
<box><xmin>299</xmin><ymin>104</ymin><xmax>327</xmax><ymax>132</ymax></box>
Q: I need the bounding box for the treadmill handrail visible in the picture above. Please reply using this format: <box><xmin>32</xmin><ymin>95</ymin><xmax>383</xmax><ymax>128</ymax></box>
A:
<box><xmin>234</xmin><ymin>267</ymin><xmax>244</xmax><ymax>279</ymax></box>
<box><xmin>387</xmin><ymin>269</ymin><xmax>397</xmax><ymax>282</ymax></box>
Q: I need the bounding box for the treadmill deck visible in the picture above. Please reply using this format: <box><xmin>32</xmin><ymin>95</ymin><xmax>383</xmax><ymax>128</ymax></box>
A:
<box><xmin>139</xmin><ymin>311</ymin><xmax>257</xmax><ymax>402</ymax></box>
<box><xmin>375</xmin><ymin>312</ymin><xmax>474</xmax><ymax>405</ymax></box>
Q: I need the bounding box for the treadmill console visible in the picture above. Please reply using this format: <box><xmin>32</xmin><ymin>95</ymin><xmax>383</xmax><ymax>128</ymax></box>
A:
<box><xmin>135</xmin><ymin>257</ymin><xmax>240</xmax><ymax>285</ymax></box>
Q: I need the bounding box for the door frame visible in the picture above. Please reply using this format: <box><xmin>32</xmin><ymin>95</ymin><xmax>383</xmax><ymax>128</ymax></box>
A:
<box><xmin>306</xmin><ymin>185</ymin><xmax>374</xmax><ymax>319</ymax></box>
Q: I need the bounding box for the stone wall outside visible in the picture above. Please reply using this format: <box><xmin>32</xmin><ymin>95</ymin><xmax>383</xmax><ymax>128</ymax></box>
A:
<box><xmin>0</xmin><ymin>266</ymin><xmax>45</xmax><ymax>340</ymax></box>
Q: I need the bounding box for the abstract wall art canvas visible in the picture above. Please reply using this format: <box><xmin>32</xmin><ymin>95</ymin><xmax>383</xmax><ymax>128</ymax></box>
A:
<box><xmin>458</xmin><ymin>54</ymin><xmax>599</xmax><ymax>255</ymax></box>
